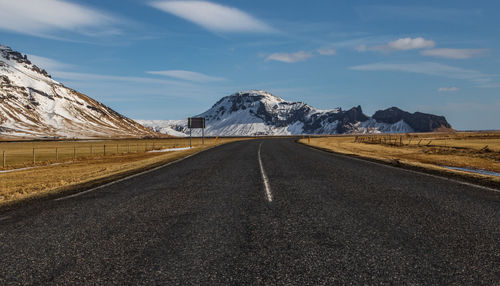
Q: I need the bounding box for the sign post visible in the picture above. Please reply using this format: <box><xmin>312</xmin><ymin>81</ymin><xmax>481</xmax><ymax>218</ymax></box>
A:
<box><xmin>188</xmin><ymin>117</ymin><xmax>206</xmax><ymax>148</ymax></box>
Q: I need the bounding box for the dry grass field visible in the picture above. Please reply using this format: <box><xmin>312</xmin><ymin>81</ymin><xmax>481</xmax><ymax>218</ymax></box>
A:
<box><xmin>0</xmin><ymin>137</ymin><xmax>246</xmax><ymax>206</ymax></box>
<box><xmin>299</xmin><ymin>131</ymin><xmax>500</xmax><ymax>183</ymax></box>
<box><xmin>0</xmin><ymin>138</ymin><xmax>207</xmax><ymax>169</ymax></box>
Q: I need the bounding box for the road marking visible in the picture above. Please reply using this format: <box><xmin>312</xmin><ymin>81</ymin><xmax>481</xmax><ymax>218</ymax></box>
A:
<box><xmin>258</xmin><ymin>142</ymin><xmax>273</xmax><ymax>202</ymax></box>
<box><xmin>0</xmin><ymin>216</ymin><xmax>11</xmax><ymax>221</ymax></box>
<box><xmin>305</xmin><ymin>144</ymin><xmax>500</xmax><ymax>194</ymax></box>
<box><xmin>54</xmin><ymin>146</ymin><xmax>214</xmax><ymax>202</ymax></box>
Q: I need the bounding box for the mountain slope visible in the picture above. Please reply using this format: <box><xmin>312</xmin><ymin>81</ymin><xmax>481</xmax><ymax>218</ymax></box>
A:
<box><xmin>0</xmin><ymin>45</ymin><xmax>155</xmax><ymax>139</ymax></box>
<box><xmin>138</xmin><ymin>90</ymin><xmax>452</xmax><ymax>136</ymax></box>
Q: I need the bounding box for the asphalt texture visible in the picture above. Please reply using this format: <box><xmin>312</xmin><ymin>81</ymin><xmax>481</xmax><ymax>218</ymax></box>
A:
<box><xmin>0</xmin><ymin>139</ymin><xmax>499</xmax><ymax>285</ymax></box>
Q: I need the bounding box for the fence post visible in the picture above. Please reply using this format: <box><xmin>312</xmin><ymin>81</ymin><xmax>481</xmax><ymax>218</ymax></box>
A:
<box><xmin>2</xmin><ymin>151</ymin><xmax>5</xmax><ymax>168</ymax></box>
<box><xmin>33</xmin><ymin>148</ymin><xmax>35</xmax><ymax>164</ymax></box>
<box><xmin>104</xmin><ymin>145</ymin><xmax>106</xmax><ymax>156</ymax></box>
<box><xmin>73</xmin><ymin>146</ymin><xmax>76</xmax><ymax>161</ymax></box>
<box><xmin>116</xmin><ymin>144</ymin><xmax>118</xmax><ymax>154</ymax></box>
<box><xmin>56</xmin><ymin>147</ymin><xmax>58</xmax><ymax>161</ymax></box>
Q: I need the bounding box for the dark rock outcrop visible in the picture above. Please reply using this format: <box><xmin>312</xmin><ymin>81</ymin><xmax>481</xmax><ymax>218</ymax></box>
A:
<box><xmin>373</xmin><ymin>107</ymin><xmax>451</xmax><ymax>132</ymax></box>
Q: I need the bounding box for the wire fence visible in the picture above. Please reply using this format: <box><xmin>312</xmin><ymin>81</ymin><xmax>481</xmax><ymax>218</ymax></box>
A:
<box><xmin>0</xmin><ymin>138</ymin><xmax>216</xmax><ymax>170</ymax></box>
<box><xmin>352</xmin><ymin>134</ymin><xmax>496</xmax><ymax>152</ymax></box>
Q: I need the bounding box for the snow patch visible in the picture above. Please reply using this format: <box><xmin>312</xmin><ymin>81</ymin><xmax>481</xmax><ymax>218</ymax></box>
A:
<box><xmin>147</xmin><ymin>147</ymin><xmax>192</xmax><ymax>153</ymax></box>
<box><xmin>138</xmin><ymin>90</ymin><xmax>414</xmax><ymax>136</ymax></box>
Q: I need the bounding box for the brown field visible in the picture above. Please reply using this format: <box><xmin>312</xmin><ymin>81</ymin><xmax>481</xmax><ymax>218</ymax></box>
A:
<box><xmin>0</xmin><ymin>138</ymin><xmax>203</xmax><ymax>169</ymax></box>
<box><xmin>299</xmin><ymin>131</ymin><xmax>500</xmax><ymax>183</ymax></box>
<box><xmin>0</xmin><ymin>137</ymin><xmax>247</xmax><ymax>207</ymax></box>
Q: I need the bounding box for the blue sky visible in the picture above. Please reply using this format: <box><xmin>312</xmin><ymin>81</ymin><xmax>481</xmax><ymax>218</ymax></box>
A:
<box><xmin>0</xmin><ymin>0</ymin><xmax>499</xmax><ymax>130</ymax></box>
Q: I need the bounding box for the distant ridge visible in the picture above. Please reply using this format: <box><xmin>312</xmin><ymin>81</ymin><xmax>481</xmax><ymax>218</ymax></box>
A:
<box><xmin>138</xmin><ymin>90</ymin><xmax>452</xmax><ymax>136</ymax></box>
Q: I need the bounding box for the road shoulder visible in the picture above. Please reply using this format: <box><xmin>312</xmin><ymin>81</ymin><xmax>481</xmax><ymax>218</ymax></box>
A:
<box><xmin>0</xmin><ymin>141</ymin><xmax>242</xmax><ymax>213</ymax></box>
<box><xmin>297</xmin><ymin>139</ymin><xmax>500</xmax><ymax>191</ymax></box>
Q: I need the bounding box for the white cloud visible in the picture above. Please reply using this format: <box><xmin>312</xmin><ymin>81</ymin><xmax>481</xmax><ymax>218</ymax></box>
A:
<box><xmin>53</xmin><ymin>71</ymin><xmax>190</xmax><ymax>85</ymax></box>
<box><xmin>149</xmin><ymin>1</ymin><xmax>274</xmax><ymax>33</ymax></box>
<box><xmin>350</xmin><ymin>62</ymin><xmax>494</xmax><ymax>85</ymax></box>
<box><xmin>355</xmin><ymin>45</ymin><xmax>368</xmax><ymax>52</ymax></box>
<box><xmin>478</xmin><ymin>82</ymin><xmax>500</xmax><ymax>88</ymax></box>
<box><xmin>357</xmin><ymin>37</ymin><xmax>435</xmax><ymax>53</ymax></box>
<box><xmin>265</xmin><ymin>51</ymin><xmax>313</xmax><ymax>63</ymax></box>
<box><xmin>438</xmin><ymin>87</ymin><xmax>460</xmax><ymax>92</ymax></box>
<box><xmin>387</xmin><ymin>37</ymin><xmax>435</xmax><ymax>50</ymax></box>
<box><xmin>21</xmin><ymin>55</ymin><xmax>193</xmax><ymax>86</ymax></box>
<box><xmin>317</xmin><ymin>48</ymin><xmax>336</xmax><ymax>56</ymax></box>
<box><xmin>357</xmin><ymin>5</ymin><xmax>481</xmax><ymax>23</ymax></box>
<box><xmin>27</xmin><ymin>54</ymin><xmax>72</xmax><ymax>72</ymax></box>
<box><xmin>147</xmin><ymin>70</ymin><xmax>225</xmax><ymax>82</ymax></box>
<box><xmin>0</xmin><ymin>0</ymin><xmax>119</xmax><ymax>37</ymax></box>
<box><xmin>421</xmin><ymin>48</ymin><xmax>488</xmax><ymax>59</ymax></box>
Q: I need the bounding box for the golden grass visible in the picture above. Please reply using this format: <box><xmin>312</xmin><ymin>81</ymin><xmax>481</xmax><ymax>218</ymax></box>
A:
<box><xmin>299</xmin><ymin>132</ymin><xmax>500</xmax><ymax>183</ymax></box>
<box><xmin>0</xmin><ymin>138</ymin><xmax>209</xmax><ymax>169</ymax></box>
<box><xmin>0</xmin><ymin>137</ymin><xmax>246</xmax><ymax>206</ymax></box>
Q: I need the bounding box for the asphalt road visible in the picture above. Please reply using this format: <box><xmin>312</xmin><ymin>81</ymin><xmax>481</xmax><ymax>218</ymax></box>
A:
<box><xmin>0</xmin><ymin>139</ymin><xmax>499</xmax><ymax>285</ymax></box>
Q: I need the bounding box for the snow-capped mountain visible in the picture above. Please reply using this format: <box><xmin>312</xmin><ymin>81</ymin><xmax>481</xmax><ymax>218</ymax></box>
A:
<box><xmin>0</xmin><ymin>45</ymin><xmax>155</xmax><ymax>139</ymax></box>
<box><xmin>138</xmin><ymin>90</ymin><xmax>451</xmax><ymax>136</ymax></box>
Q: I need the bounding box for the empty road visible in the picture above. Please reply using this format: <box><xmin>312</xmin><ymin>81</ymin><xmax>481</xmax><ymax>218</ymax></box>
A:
<box><xmin>0</xmin><ymin>139</ymin><xmax>499</xmax><ymax>285</ymax></box>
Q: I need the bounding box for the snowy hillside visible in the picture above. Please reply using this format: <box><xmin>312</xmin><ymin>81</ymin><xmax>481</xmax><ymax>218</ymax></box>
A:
<box><xmin>0</xmin><ymin>45</ymin><xmax>155</xmax><ymax>139</ymax></box>
<box><xmin>138</xmin><ymin>90</ymin><xmax>452</xmax><ymax>136</ymax></box>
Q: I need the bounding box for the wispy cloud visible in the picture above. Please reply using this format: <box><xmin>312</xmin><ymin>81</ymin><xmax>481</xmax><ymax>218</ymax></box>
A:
<box><xmin>53</xmin><ymin>71</ymin><xmax>189</xmax><ymax>86</ymax></box>
<box><xmin>264</xmin><ymin>47</ymin><xmax>336</xmax><ymax>63</ymax></box>
<box><xmin>0</xmin><ymin>0</ymin><xmax>120</xmax><ymax>38</ymax></box>
<box><xmin>421</xmin><ymin>48</ymin><xmax>488</xmax><ymax>59</ymax></box>
<box><xmin>438</xmin><ymin>87</ymin><xmax>460</xmax><ymax>92</ymax></box>
<box><xmin>24</xmin><ymin>54</ymin><xmax>192</xmax><ymax>86</ymax></box>
<box><xmin>149</xmin><ymin>1</ymin><xmax>275</xmax><ymax>33</ymax></box>
<box><xmin>27</xmin><ymin>54</ymin><xmax>72</xmax><ymax>73</ymax></box>
<box><xmin>326</xmin><ymin>35</ymin><xmax>393</xmax><ymax>49</ymax></box>
<box><xmin>356</xmin><ymin>37</ymin><xmax>435</xmax><ymax>53</ymax></box>
<box><xmin>357</xmin><ymin>5</ymin><xmax>482</xmax><ymax>23</ymax></box>
<box><xmin>387</xmin><ymin>37</ymin><xmax>435</xmax><ymax>50</ymax></box>
<box><xmin>350</xmin><ymin>62</ymin><xmax>495</xmax><ymax>86</ymax></box>
<box><xmin>265</xmin><ymin>51</ymin><xmax>313</xmax><ymax>63</ymax></box>
<box><xmin>317</xmin><ymin>48</ymin><xmax>336</xmax><ymax>56</ymax></box>
<box><xmin>147</xmin><ymin>70</ymin><xmax>225</xmax><ymax>82</ymax></box>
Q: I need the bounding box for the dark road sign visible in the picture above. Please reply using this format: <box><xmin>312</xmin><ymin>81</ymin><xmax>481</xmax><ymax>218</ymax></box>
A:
<box><xmin>188</xmin><ymin>117</ymin><xmax>206</xmax><ymax>147</ymax></box>
<box><xmin>188</xmin><ymin>117</ymin><xmax>205</xmax><ymax>129</ymax></box>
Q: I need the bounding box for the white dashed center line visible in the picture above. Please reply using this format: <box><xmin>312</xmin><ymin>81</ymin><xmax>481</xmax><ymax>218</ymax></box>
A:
<box><xmin>258</xmin><ymin>142</ymin><xmax>273</xmax><ymax>202</ymax></box>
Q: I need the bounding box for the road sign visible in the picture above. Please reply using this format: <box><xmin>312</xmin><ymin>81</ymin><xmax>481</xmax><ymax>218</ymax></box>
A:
<box><xmin>187</xmin><ymin>117</ymin><xmax>206</xmax><ymax>147</ymax></box>
<box><xmin>188</xmin><ymin>117</ymin><xmax>205</xmax><ymax>129</ymax></box>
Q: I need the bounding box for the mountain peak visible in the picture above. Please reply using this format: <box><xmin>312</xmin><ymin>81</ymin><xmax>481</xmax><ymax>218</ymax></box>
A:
<box><xmin>231</xmin><ymin>90</ymin><xmax>285</xmax><ymax>102</ymax></box>
<box><xmin>0</xmin><ymin>44</ymin><xmax>53</xmax><ymax>81</ymax></box>
<box><xmin>1</xmin><ymin>44</ymin><xmax>155</xmax><ymax>138</ymax></box>
<box><xmin>140</xmin><ymin>91</ymin><xmax>452</xmax><ymax>136</ymax></box>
